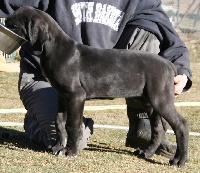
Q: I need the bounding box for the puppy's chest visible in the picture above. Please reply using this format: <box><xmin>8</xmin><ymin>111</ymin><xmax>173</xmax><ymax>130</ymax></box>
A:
<box><xmin>40</xmin><ymin>58</ymin><xmax>55</xmax><ymax>83</ymax></box>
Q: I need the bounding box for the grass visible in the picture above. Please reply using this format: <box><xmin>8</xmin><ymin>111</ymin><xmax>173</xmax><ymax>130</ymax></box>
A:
<box><xmin>0</xmin><ymin>34</ymin><xmax>200</xmax><ymax>172</ymax></box>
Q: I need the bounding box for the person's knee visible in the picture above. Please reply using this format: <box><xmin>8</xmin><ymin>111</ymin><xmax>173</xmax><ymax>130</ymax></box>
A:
<box><xmin>20</xmin><ymin>77</ymin><xmax>58</xmax><ymax>110</ymax></box>
<box><xmin>115</xmin><ymin>26</ymin><xmax>160</xmax><ymax>54</ymax></box>
<box><xmin>126</xmin><ymin>97</ymin><xmax>145</xmax><ymax>109</ymax></box>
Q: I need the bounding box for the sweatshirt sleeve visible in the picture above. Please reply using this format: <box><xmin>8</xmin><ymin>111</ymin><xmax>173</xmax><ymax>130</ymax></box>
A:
<box><xmin>157</xmin><ymin>22</ymin><xmax>192</xmax><ymax>91</ymax></box>
<box><xmin>128</xmin><ymin>2</ymin><xmax>192</xmax><ymax>90</ymax></box>
<box><xmin>0</xmin><ymin>0</ymin><xmax>49</xmax><ymax>17</ymax></box>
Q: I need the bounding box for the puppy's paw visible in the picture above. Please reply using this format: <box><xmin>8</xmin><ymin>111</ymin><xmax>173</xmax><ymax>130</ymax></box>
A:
<box><xmin>53</xmin><ymin>147</ymin><xmax>78</xmax><ymax>158</ymax></box>
<box><xmin>134</xmin><ymin>149</ymin><xmax>146</xmax><ymax>158</ymax></box>
<box><xmin>169</xmin><ymin>157</ymin><xmax>188</xmax><ymax>168</ymax></box>
<box><xmin>66</xmin><ymin>149</ymin><xmax>78</xmax><ymax>157</ymax></box>
<box><xmin>51</xmin><ymin>144</ymin><xmax>66</xmax><ymax>156</ymax></box>
<box><xmin>134</xmin><ymin>149</ymin><xmax>154</xmax><ymax>159</ymax></box>
<box><xmin>56</xmin><ymin>148</ymin><xmax>68</xmax><ymax>157</ymax></box>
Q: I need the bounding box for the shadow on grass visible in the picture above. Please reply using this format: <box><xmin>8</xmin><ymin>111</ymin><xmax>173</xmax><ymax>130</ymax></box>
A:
<box><xmin>86</xmin><ymin>143</ymin><xmax>165</xmax><ymax>166</ymax></box>
<box><xmin>0</xmin><ymin>126</ymin><xmax>46</xmax><ymax>152</ymax></box>
<box><xmin>0</xmin><ymin>127</ymin><xmax>168</xmax><ymax>166</ymax></box>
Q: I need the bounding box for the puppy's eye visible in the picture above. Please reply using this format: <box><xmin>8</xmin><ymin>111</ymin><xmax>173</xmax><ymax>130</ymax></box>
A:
<box><xmin>13</xmin><ymin>24</ymin><xmax>19</xmax><ymax>28</ymax></box>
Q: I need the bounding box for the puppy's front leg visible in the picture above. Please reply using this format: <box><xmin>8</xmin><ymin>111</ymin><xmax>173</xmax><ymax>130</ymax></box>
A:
<box><xmin>52</xmin><ymin>112</ymin><xmax>68</xmax><ymax>156</ymax></box>
<box><xmin>66</xmin><ymin>88</ymin><xmax>86</xmax><ymax>156</ymax></box>
<box><xmin>52</xmin><ymin>96</ymin><xmax>68</xmax><ymax>156</ymax></box>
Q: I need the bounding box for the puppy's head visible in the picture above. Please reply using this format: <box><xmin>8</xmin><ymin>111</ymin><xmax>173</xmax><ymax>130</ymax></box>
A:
<box><xmin>5</xmin><ymin>6</ymin><xmax>49</xmax><ymax>55</ymax></box>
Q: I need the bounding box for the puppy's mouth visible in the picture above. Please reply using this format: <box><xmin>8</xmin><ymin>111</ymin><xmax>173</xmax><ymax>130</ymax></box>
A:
<box><xmin>5</xmin><ymin>20</ymin><xmax>25</xmax><ymax>38</ymax></box>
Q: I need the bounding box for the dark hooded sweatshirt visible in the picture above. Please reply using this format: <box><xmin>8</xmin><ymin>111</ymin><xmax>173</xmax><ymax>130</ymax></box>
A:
<box><xmin>0</xmin><ymin>0</ymin><xmax>192</xmax><ymax>89</ymax></box>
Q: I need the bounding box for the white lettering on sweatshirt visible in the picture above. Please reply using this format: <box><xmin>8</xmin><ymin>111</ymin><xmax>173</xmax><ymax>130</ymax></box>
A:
<box><xmin>71</xmin><ymin>2</ymin><xmax>124</xmax><ymax>31</ymax></box>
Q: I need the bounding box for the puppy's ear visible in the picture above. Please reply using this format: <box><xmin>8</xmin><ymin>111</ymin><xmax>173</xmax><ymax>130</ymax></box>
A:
<box><xmin>28</xmin><ymin>19</ymin><xmax>49</xmax><ymax>55</ymax></box>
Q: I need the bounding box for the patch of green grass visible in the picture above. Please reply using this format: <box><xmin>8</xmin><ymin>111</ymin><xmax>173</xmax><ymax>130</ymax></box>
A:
<box><xmin>0</xmin><ymin>72</ymin><xmax>23</xmax><ymax>108</ymax></box>
<box><xmin>0</xmin><ymin>126</ymin><xmax>199</xmax><ymax>173</ymax></box>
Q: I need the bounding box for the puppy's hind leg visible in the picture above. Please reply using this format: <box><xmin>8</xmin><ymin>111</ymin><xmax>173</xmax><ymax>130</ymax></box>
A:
<box><xmin>151</xmin><ymin>99</ymin><xmax>189</xmax><ymax>167</ymax></box>
<box><xmin>136</xmin><ymin>108</ymin><xmax>168</xmax><ymax>159</ymax></box>
<box><xmin>168</xmin><ymin>111</ymin><xmax>189</xmax><ymax>167</ymax></box>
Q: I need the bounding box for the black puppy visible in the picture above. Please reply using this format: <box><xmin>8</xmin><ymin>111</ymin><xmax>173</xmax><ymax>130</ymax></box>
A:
<box><xmin>5</xmin><ymin>7</ymin><xmax>189</xmax><ymax>167</ymax></box>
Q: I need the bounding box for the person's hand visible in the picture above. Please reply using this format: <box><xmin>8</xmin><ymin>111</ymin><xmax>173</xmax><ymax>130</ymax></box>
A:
<box><xmin>174</xmin><ymin>74</ymin><xmax>188</xmax><ymax>96</ymax></box>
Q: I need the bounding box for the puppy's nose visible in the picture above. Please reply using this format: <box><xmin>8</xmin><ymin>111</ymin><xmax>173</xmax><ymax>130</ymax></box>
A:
<box><xmin>0</xmin><ymin>22</ymin><xmax>26</xmax><ymax>54</ymax></box>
